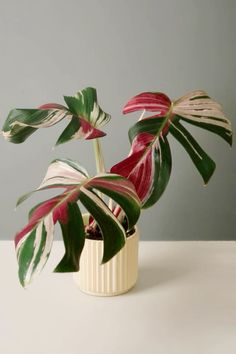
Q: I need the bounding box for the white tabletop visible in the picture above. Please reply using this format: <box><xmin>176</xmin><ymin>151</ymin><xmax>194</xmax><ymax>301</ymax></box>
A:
<box><xmin>0</xmin><ymin>241</ymin><xmax>236</xmax><ymax>354</ymax></box>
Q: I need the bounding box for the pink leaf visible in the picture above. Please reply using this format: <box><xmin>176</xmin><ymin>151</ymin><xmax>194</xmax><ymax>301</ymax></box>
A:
<box><xmin>123</xmin><ymin>92</ymin><xmax>171</xmax><ymax>115</ymax></box>
<box><xmin>80</xmin><ymin>118</ymin><xmax>106</xmax><ymax>139</ymax></box>
<box><xmin>38</xmin><ymin>103</ymin><xmax>68</xmax><ymax>110</ymax></box>
<box><xmin>15</xmin><ymin>190</ymin><xmax>79</xmax><ymax>247</ymax></box>
<box><xmin>111</xmin><ymin>146</ymin><xmax>153</xmax><ymax>203</ymax></box>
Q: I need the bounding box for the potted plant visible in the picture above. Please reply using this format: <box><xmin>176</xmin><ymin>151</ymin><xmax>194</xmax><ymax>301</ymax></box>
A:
<box><xmin>2</xmin><ymin>87</ymin><xmax>232</xmax><ymax>296</ymax></box>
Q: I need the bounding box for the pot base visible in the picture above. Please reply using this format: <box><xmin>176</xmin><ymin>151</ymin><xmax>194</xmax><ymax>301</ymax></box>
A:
<box><xmin>74</xmin><ymin>279</ymin><xmax>137</xmax><ymax>297</ymax></box>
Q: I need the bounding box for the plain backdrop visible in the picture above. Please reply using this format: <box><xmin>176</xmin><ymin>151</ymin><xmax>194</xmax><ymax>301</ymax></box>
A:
<box><xmin>0</xmin><ymin>0</ymin><xmax>235</xmax><ymax>241</ymax></box>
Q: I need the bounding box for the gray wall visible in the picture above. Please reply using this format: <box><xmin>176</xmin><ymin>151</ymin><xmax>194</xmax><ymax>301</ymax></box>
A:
<box><xmin>0</xmin><ymin>0</ymin><xmax>235</xmax><ymax>241</ymax></box>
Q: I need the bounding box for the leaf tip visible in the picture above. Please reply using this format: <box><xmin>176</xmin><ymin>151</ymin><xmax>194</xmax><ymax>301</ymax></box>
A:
<box><xmin>203</xmin><ymin>162</ymin><xmax>216</xmax><ymax>186</ymax></box>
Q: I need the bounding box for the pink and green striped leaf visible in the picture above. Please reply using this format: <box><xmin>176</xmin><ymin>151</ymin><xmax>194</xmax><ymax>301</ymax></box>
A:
<box><xmin>15</xmin><ymin>159</ymin><xmax>140</xmax><ymax>286</ymax></box>
<box><xmin>57</xmin><ymin>87</ymin><xmax>111</xmax><ymax>145</ymax></box>
<box><xmin>123</xmin><ymin>92</ymin><xmax>171</xmax><ymax>116</ymax></box>
<box><xmin>112</xmin><ymin>90</ymin><xmax>232</xmax><ymax>208</ymax></box>
<box><xmin>2</xmin><ymin>87</ymin><xmax>111</xmax><ymax>145</ymax></box>
<box><xmin>111</xmin><ymin>117</ymin><xmax>172</xmax><ymax>208</ymax></box>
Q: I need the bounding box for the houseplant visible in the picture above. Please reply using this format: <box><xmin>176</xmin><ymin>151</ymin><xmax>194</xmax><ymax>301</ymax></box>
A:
<box><xmin>2</xmin><ymin>87</ymin><xmax>232</xmax><ymax>296</ymax></box>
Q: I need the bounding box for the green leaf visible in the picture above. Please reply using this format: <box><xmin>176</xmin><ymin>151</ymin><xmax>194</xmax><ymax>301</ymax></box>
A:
<box><xmin>54</xmin><ymin>203</ymin><xmax>85</xmax><ymax>273</ymax></box>
<box><xmin>170</xmin><ymin>120</ymin><xmax>216</xmax><ymax>184</ymax></box>
<box><xmin>142</xmin><ymin>136</ymin><xmax>172</xmax><ymax>208</ymax></box>
<box><xmin>56</xmin><ymin>116</ymin><xmax>81</xmax><ymax>146</ymax></box>
<box><xmin>63</xmin><ymin>96</ymin><xmax>83</xmax><ymax>116</ymax></box>
<box><xmin>128</xmin><ymin>117</ymin><xmax>165</xmax><ymax>143</ymax></box>
<box><xmin>64</xmin><ymin>87</ymin><xmax>111</xmax><ymax>127</ymax></box>
<box><xmin>174</xmin><ymin>114</ymin><xmax>233</xmax><ymax>146</ymax></box>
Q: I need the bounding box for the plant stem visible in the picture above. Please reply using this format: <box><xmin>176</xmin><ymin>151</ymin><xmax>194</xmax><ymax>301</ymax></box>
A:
<box><xmin>93</xmin><ymin>139</ymin><xmax>106</xmax><ymax>174</ymax></box>
<box><xmin>92</xmin><ymin>138</ymin><xmax>106</xmax><ymax>207</ymax></box>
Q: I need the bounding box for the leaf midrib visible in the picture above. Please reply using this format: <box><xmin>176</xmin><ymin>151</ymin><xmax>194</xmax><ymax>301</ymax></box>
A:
<box><xmin>129</xmin><ymin>105</ymin><xmax>173</xmax><ymax>174</ymax></box>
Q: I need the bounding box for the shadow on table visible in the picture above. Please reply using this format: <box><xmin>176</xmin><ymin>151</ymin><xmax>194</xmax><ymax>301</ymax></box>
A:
<box><xmin>131</xmin><ymin>264</ymin><xmax>185</xmax><ymax>294</ymax></box>
<box><xmin>129</xmin><ymin>246</ymin><xmax>198</xmax><ymax>294</ymax></box>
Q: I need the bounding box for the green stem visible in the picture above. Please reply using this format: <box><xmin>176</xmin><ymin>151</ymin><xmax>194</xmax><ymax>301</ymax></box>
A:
<box><xmin>93</xmin><ymin>139</ymin><xmax>106</xmax><ymax>174</ymax></box>
<box><xmin>93</xmin><ymin>138</ymin><xmax>106</xmax><ymax>206</ymax></box>
<box><xmin>90</xmin><ymin>139</ymin><xmax>107</xmax><ymax>233</ymax></box>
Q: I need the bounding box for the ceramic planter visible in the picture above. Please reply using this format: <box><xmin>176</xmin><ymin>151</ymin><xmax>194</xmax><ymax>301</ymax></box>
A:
<box><xmin>73</xmin><ymin>214</ymin><xmax>139</xmax><ymax>296</ymax></box>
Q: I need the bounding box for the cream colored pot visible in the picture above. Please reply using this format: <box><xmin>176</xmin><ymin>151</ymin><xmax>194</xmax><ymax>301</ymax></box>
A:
<box><xmin>73</xmin><ymin>214</ymin><xmax>139</xmax><ymax>296</ymax></box>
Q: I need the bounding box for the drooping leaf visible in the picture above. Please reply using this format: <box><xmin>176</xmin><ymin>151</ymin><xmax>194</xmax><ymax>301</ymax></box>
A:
<box><xmin>15</xmin><ymin>159</ymin><xmax>141</xmax><ymax>286</ymax></box>
<box><xmin>54</xmin><ymin>203</ymin><xmax>85</xmax><ymax>273</ymax></box>
<box><xmin>2</xmin><ymin>87</ymin><xmax>111</xmax><ymax>145</ymax></box>
<box><xmin>16</xmin><ymin>213</ymin><xmax>54</xmax><ymax>287</ymax></box>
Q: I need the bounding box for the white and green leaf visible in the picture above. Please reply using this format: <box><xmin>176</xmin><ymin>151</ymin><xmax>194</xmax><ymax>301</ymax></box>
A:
<box><xmin>64</xmin><ymin>87</ymin><xmax>111</xmax><ymax>128</ymax></box>
<box><xmin>173</xmin><ymin>90</ymin><xmax>232</xmax><ymax>145</ymax></box>
<box><xmin>16</xmin><ymin>213</ymin><xmax>54</xmax><ymax>287</ymax></box>
<box><xmin>2</xmin><ymin>87</ymin><xmax>111</xmax><ymax>145</ymax></box>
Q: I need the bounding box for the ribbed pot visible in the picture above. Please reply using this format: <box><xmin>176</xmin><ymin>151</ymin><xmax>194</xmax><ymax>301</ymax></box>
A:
<box><xmin>73</xmin><ymin>214</ymin><xmax>139</xmax><ymax>296</ymax></box>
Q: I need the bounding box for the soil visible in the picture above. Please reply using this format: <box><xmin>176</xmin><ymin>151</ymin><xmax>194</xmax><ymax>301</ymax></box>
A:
<box><xmin>85</xmin><ymin>225</ymin><xmax>135</xmax><ymax>240</ymax></box>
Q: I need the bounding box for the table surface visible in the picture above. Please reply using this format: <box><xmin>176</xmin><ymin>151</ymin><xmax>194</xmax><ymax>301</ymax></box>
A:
<box><xmin>0</xmin><ymin>241</ymin><xmax>236</xmax><ymax>354</ymax></box>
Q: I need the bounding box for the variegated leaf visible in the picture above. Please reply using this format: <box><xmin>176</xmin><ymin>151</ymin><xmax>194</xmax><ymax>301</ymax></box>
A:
<box><xmin>111</xmin><ymin>117</ymin><xmax>172</xmax><ymax>208</ymax></box>
<box><xmin>57</xmin><ymin>87</ymin><xmax>111</xmax><ymax>145</ymax></box>
<box><xmin>2</xmin><ymin>87</ymin><xmax>111</xmax><ymax>145</ymax></box>
<box><xmin>15</xmin><ymin>191</ymin><xmax>80</xmax><ymax>287</ymax></box>
<box><xmin>16</xmin><ymin>158</ymin><xmax>89</xmax><ymax>207</ymax></box>
<box><xmin>173</xmin><ymin>90</ymin><xmax>232</xmax><ymax>145</ymax></box>
<box><xmin>64</xmin><ymin>87</ymin><xmax>111</xmax><ymax>128</ymax></box>
<box><xmin>112</xmin><ymin>89</ymin><xmax>232</xmax><ymax>208</ymax></box>
<box><xmin>15</xmin><ymin>159</ymin><xmax>141</xmax><ymax>286</ymax></box>
<box><xmin>2</xmin><ymin>106</ymin><xmax>71</xmax><ymax>144</ymax></box>
<box><xmin>16</xmin><ymin>213</ymin><xmax>54</xmax><ymax>287</ymax></box>
<box><xmin>123</xmin><ymin>92</ymin><xmax>171</xmax><ymax>116</ymax></box>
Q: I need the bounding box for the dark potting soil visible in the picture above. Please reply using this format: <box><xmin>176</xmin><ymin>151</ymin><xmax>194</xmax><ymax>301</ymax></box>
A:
<box><xmin>85</xmin><ymin>226</ymin><xmax>135</xmax><ymax>241</ymax></box>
